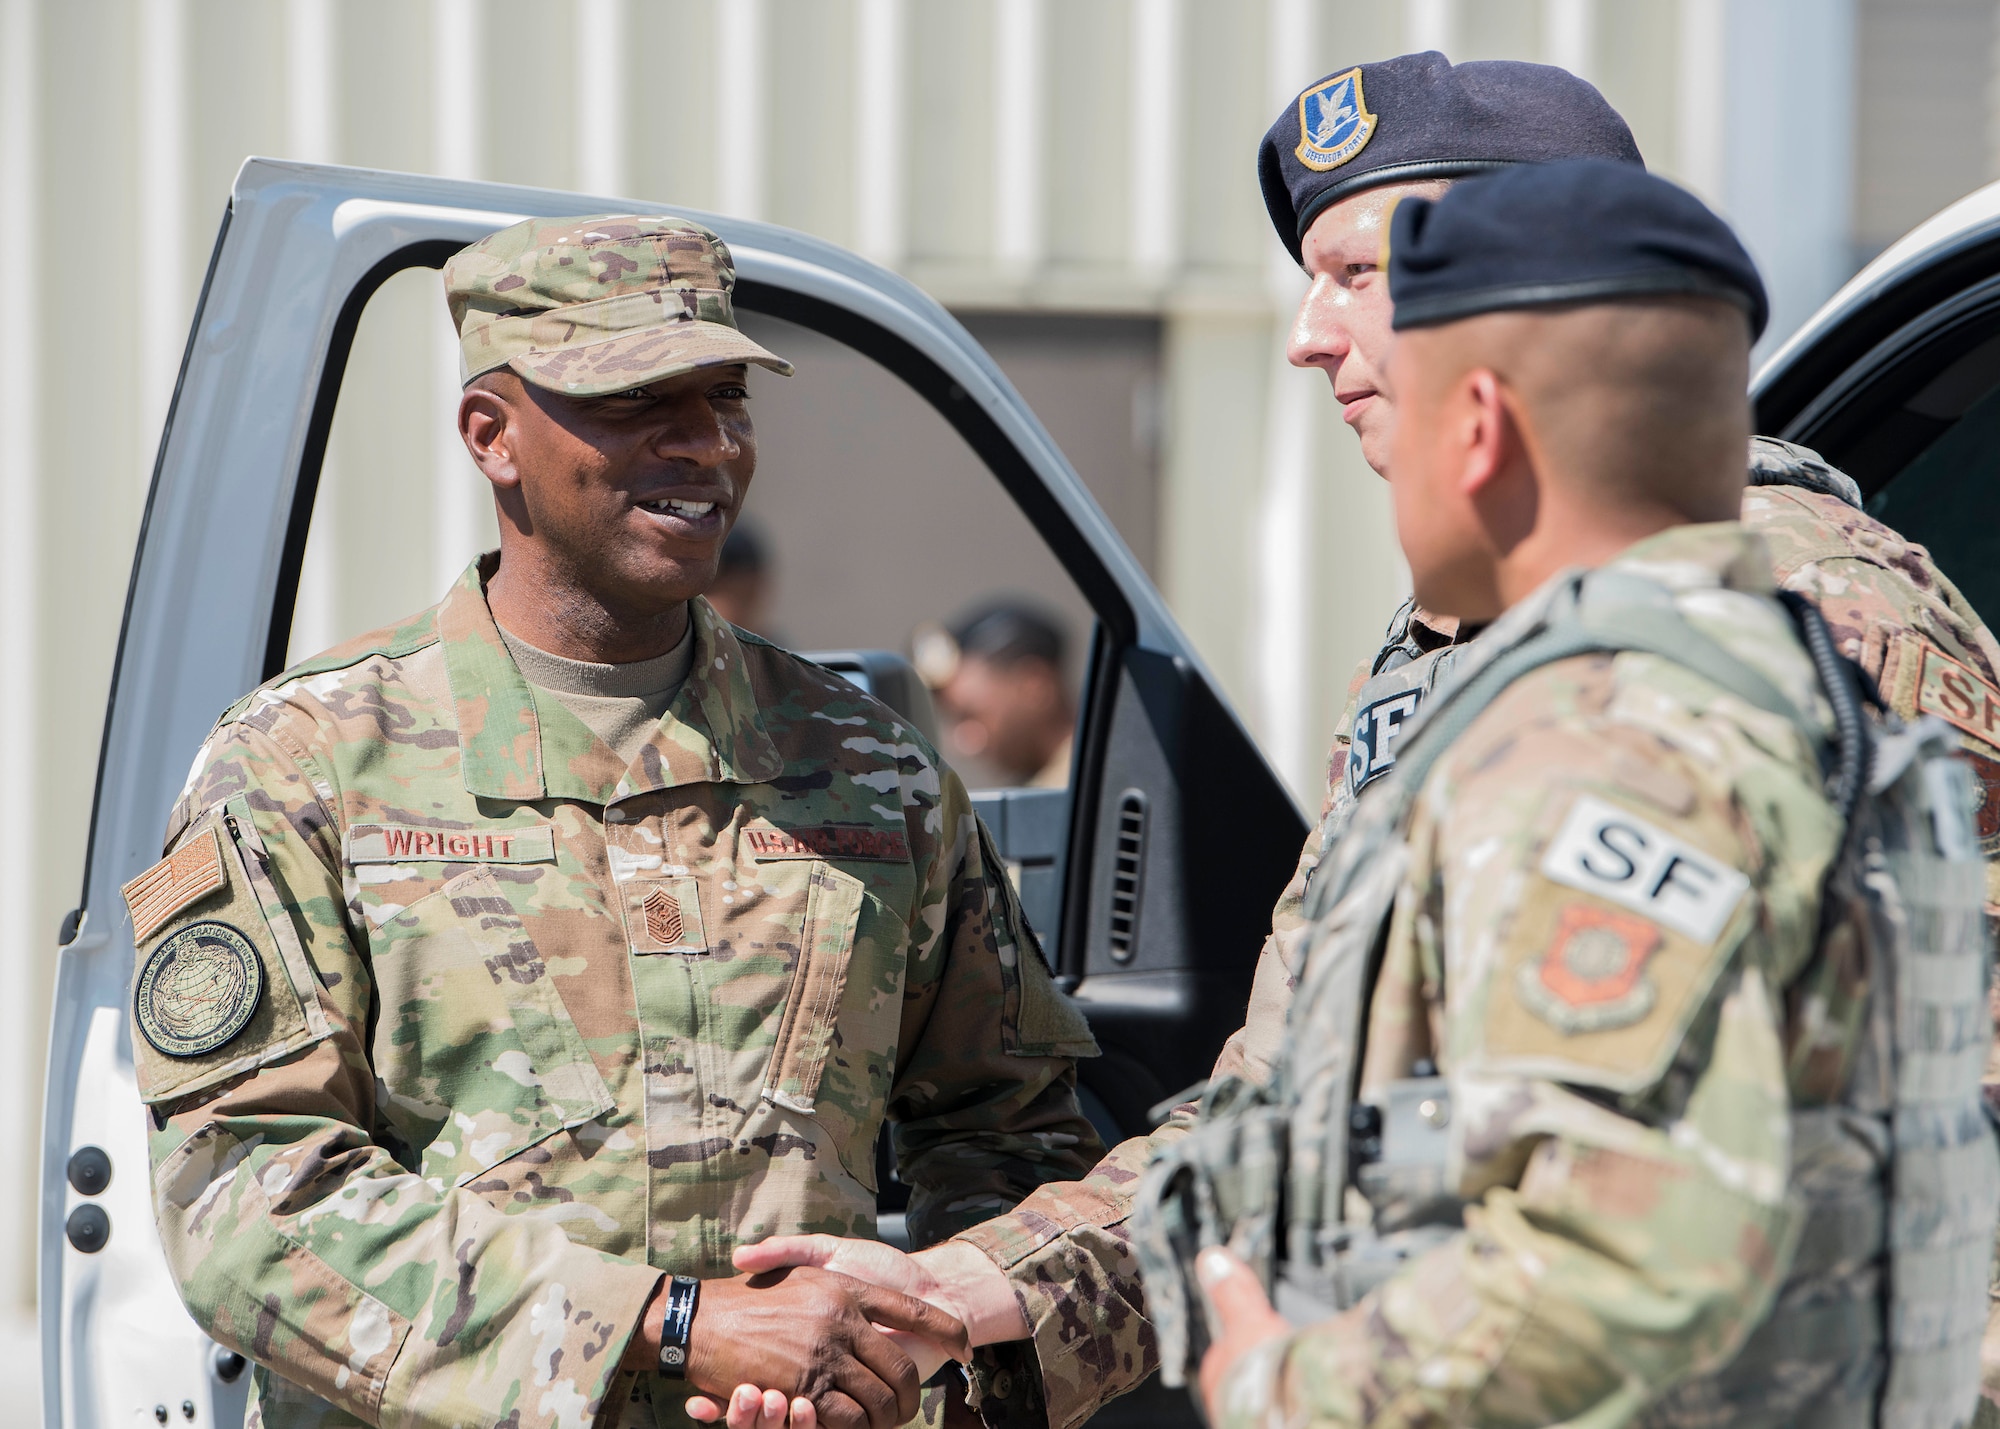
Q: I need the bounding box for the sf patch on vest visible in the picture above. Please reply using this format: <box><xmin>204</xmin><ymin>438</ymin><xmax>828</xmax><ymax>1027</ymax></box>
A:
<box><xmin>1483</xmin><ymin>793</ymin><xmax>1750</xmax><ymax>1093</ymax></box>
<box><xmin>120</xmin><ymin>807</ymin><xmax>330</xmax><ymax>1104</ymax></box>
<box><xmin>1348</xmin><ymin>687</ymin><xmax>1425</xmax><ymax>798</ymax></box>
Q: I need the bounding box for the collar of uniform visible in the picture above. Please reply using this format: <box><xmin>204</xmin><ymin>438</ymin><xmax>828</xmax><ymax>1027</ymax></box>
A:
<box><xmin>438</xmin><ymin>559</ymin><xmax>784</xmax><ymax>802</ymax></box>
<box><xmin>439</xmin><ymin>558</ymin><xmax>549</xmax><ymax>800</ymax></box>
<box><xmin>1409</xmin><ymin>607</ymin><xmax>1461</xmax><ymax>648</ymax></box>
<box><xmin>1608</xmin><ymin>519</ymin><xmax>1774</xmax><ymax>596</ymax></box>
<box><xmin>609</xmin><ymin>596</ymin><xmax>783</xmax><ymax>801</ymax></box>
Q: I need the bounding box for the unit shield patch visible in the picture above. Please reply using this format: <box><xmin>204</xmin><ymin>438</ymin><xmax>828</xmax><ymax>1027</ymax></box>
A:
<box><xmin>1516</xmin><ymin>903</ymin><xmax>1663</xmax><ymax>1033</ymax></box>
<box><xmin>135</xmin><ymin>919</ymin><xmax>265</xmax><ymax>1058</ymax></box>
<box><xmin>1295</xmin><ymin>67</ymin><xmax>1377</xmax><ymax>172</ymax></box>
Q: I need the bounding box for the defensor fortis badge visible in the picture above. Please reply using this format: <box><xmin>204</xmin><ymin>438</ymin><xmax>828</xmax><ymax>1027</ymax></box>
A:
<box><xmin>135</xmin><ymin>921</ymin><xmax>264</xmax><ymax>1058</ymax></box>
<box><xmin>1295</xmin><ymin>68</ymin><xmax>1377</xmax><ymax>173</ymax></box>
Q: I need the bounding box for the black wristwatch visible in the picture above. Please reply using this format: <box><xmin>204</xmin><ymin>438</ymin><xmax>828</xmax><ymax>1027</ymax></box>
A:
<box><xmin>658</xmin><ymin>1275</ymin><xmax>701</xmax><ymax>1379</ymax></box>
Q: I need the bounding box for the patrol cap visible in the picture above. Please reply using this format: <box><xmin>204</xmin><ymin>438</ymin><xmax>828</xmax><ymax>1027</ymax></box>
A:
<box><xmin>1258</xmin><ymin>51</ymin><xmax>1642</xmax><ymax>266</ymax></box>
<box><xmin>1386</xmin><ymin>159</ymin><xmax>1768</xmax><ymax>339</ymax></box>
<box><xmin>443</xmin><ymin>214</ymin><xmax>794</xmax><ymax>396</ymax></box>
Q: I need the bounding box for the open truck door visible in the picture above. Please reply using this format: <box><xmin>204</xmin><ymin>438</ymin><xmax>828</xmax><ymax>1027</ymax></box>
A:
<box><xmin>40</xmin><ymin>159</ymin><xmax>1304</xmax><ymax>1429</ymax></box>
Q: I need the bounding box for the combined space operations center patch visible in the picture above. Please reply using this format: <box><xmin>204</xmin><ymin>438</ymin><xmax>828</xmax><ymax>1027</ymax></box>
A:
<box><xmin>135</xmin><ymin>920</ymin><xmax>265</xmax><ymax>1058</ymax></box>
<box><xmin>1295</xmin><ymin>68</ymin><xmax>1376</xmax><ymax>172</ymax></box>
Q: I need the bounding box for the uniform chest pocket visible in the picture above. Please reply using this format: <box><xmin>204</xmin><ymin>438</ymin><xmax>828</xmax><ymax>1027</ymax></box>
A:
<box><xmin>698</xmin><ymin>857</ymin><xmax>897</xmax><ymax>1191</ymax></box>
<box><xmin>763</xmin><ymin>862</ymin><xmax>869</xmax><ymax>1114</ymax></box>
<box><xmin>367</xmin><ymin>866</ymin><xmax>614</xmax><ymax>1186</ymax></box>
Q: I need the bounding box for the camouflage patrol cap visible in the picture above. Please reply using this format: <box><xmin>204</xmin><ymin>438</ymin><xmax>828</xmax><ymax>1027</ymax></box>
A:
<box><xmin>443</xmin><ymin>214</ymin><xmax>794</xmax><ymax>396</ymax></box>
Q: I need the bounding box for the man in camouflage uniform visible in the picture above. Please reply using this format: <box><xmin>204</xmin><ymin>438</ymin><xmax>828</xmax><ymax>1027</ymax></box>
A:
<box><xmin>126</xmin><ymin>214</ymin><xmax>1102</xmax><ymax>1429</ymax></box>
<box><xmin>729</xmin><ymin>52</ymin><xmax>2000</xmax><ymax>1429</ymax></box>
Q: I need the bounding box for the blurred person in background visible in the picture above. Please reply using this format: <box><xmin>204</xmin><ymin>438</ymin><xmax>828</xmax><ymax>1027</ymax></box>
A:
<box><xmin>918</xmin><ymin>602</ymin><xmax>1075</xmax><ymax>788</ymax></box>
<box><xmin>704</xmin><ymin>516</ymin><xmax>778</xmax><ymax>639</ymax></box>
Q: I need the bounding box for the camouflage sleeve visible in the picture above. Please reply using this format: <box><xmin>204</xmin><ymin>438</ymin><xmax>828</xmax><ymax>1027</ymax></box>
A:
<box><xmin>1214</xmin><ymin>692</ymin><xmax>1829</xmax><ymax>1428</ymax></box>
<box><xmin>1743</xmin><ymin>478</ymin><xmax>2000</xmax><ymax>916</ymax></box>
<box><xmin>137</xmin><ymin>721</ymin><xmax>661</xmax><ymax>1428</ymax></box>
<box><xmin>889</xmin><ymin>763</ymin><xmax>1104</xmax><ymax>1249</ymax></box>
<box><xmin>949</xmin><ymin>763</ymin><xmax>1341</xmax><ymax>1429</ymax></box>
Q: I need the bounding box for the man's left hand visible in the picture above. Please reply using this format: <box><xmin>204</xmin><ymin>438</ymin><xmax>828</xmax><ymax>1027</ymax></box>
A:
<box><xmin>1196</xmin><ymin>1247</ymin><xmax>1290</xmax><ymax>1420</ymax></box>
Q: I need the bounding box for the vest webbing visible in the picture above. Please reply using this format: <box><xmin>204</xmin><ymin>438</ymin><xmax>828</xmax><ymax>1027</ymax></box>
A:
<box><xmin>1307</xmin><ymin>583</ymin><xmax>1810</xmax><ymax>924</ymax></box>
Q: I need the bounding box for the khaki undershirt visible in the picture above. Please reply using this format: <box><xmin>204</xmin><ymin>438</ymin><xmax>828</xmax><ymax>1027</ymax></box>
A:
<box><xmin>499</xmin><ymin>618</ymin><xmax>696</xmax><ymax>769</ymax></box>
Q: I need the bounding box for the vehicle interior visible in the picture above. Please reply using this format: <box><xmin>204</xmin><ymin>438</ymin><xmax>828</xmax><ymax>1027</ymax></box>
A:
<box><xmin>1756</xmin><ymin>227</ymin><xmax>2000</xmax><ymax>628</ymax></box>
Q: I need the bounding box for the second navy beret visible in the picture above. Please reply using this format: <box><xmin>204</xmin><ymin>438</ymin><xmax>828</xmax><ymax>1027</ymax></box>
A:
<box><xmin>1386</xmin><ymin>159</ymin><xmax>1769</xmax><ymax>340</ymax></box>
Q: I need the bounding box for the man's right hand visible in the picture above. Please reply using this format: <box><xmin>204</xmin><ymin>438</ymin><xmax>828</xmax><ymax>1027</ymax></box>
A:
<box><xmin>732</xmin><ymin>1234</ymin><xmax>1030</xmax><ymax>1348</ymax></box>
<box><xmin>684</xmin><ymin>1266</ymin><xmax>969</xmax><ymax>1429</ymax></box>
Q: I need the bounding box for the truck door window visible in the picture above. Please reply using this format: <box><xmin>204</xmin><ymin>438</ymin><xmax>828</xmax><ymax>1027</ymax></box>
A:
<box><xmin>1863</xmin><ymin>324</ymin><xmax>2000</xmax><ymax>625</ymax></box>
<box><xmin>1783</xmin><ymin>305</ymin><xmax>2000</xmax><ymax>628</ymax></box>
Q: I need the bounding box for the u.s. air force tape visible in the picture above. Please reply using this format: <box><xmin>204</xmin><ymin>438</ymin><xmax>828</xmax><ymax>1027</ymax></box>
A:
<box><xmin>134</xmin><ymin>920</ymin><xmax>265</xmax><ymax>1058</ymax></box>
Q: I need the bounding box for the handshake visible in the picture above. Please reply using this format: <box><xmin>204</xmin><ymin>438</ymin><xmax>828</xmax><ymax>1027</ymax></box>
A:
<box><xmin>627</xmin><ymin>1234</ymin><xmax>1029</xmax><ymax>1429</ymax></box>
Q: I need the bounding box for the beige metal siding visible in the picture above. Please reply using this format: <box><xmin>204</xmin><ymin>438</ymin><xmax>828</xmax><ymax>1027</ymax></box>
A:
<box><xmin>0</xmin><ymin>3</ymin><xmax>1954</xmax><ymax>1369</ymax></box>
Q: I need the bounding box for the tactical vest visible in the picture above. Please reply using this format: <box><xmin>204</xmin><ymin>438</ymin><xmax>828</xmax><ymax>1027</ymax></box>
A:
<box><xmin>1341</xmin><ymin>601</ymin><xmax>1467</xmax><ymax>806</ymax></box>
<box><xmin>1132</xmin><ymin>565</ymin><xmax>1997</xmax><ymax>1429</ymax></box>
<box><xmin>1313</xmin><ymin>438</ymin><xmax>1857</xmax><ymax>867</ymax></box>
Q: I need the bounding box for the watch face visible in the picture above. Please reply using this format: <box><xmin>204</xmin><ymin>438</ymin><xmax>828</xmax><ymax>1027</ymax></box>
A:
<box><xmin>134</xmin><ymin>920</ymin><xmax>265</xmax><ymax>1058</ymax></box>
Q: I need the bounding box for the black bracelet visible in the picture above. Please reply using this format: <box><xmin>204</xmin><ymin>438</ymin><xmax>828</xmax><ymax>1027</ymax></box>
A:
<box><xmin>657</xmin><ymin>1275</ymin><xmax>700</xmax><ymax>1379</ymax></box>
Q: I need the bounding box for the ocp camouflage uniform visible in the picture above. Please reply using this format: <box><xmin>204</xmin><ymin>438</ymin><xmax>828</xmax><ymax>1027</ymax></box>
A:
<box><xmin>1204</xmin><ymin>523</ymin><xmax>1889</xmax><ymax>1424</ymax></box>
<box><xmin>949</xmin><ymin>441</ymin><xmax>2000</xmax><ymax>1428</ymax></box>
<box><xmin>129</xmin><ymin>567</ymin><xmax>1102</xmax><ymax>1429</ymax></box>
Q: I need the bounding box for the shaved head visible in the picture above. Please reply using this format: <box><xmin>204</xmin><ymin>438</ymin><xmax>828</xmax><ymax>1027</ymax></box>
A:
<box><xmin>1400</xmin><ymin>296</ymin><xmax>1750</xmax><ymax>520</ymax></box>
<box><xmin>1386</xmin><ymin>295</ymin><xmax>1752</xmax><ymax>620</ymax></box>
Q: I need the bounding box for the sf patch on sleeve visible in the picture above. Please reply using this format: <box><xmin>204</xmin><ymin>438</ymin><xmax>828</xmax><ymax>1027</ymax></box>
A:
<box><xmin>1912</xmin><ymin>645</ymin><xmax>2000</xmax><ymax>859</ymax></box>
<box><xmin>1479</xmin><ymin>793</ymin><xmax>1751</xmax><ymax>1094</ymax></box>
<box><xmin>121</xmin><ymin>803</ymin><xmax>330</xmax><ymax>1104</ymax></box>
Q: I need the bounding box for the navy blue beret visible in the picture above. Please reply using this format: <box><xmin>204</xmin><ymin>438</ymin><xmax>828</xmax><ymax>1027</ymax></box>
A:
<box><xmin>1386</xmin><ymin>159</ymin><xmax>1768</xmax><ymax>339</ymax></box>
<box><xmin>1259</xmin><ymin>51</ymin><xmax>1642</xmax><ymax>266</ymax></box>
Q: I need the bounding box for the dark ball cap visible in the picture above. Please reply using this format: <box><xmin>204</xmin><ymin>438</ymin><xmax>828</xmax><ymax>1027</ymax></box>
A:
<box><xmin>1386</xmin><ymin>158</ymin><xmax>1768</xmax><ymax>339</ymax></box>
<box><xmin>1259</xmin><ymin>51</ymin><xmax>1642</xmax><ymax>266</ymax></box>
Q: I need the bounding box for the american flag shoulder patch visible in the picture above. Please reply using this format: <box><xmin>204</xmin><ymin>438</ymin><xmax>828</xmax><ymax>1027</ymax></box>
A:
<box><xmin>122</xmin><ymin>825</ymin><xmax>227</xmax><ymax>944</ymax></box>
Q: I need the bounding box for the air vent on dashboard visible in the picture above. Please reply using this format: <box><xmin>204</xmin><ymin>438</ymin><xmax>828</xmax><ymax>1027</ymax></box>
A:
<box><xmin>1107</xmin><ymin>789</ymin><xmax>1147</xmax><ymax>963</ymax></box>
